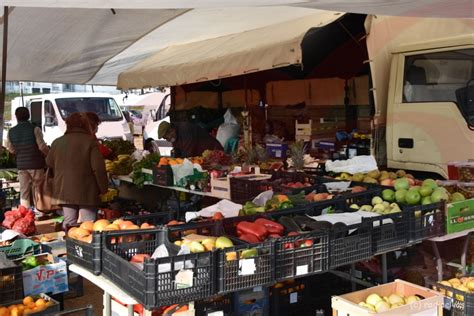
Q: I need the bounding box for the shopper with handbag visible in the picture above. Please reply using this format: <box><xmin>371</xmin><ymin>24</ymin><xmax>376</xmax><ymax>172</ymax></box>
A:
<box><xmin>46</xmin><ymin>112</ymin><xmax>108</xmax><ymax>229</ymax></box>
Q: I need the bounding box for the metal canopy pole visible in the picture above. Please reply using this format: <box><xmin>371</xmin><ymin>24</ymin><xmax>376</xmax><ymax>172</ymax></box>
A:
<box><xmin>0</xmin><ymin>6</ymin><xmax>9</xmax><ymax>146</ymax></box>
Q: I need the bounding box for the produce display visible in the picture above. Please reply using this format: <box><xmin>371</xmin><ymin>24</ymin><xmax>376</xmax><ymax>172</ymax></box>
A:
<box><xmin>105</xmin><ymin>155</ymin><xmax>134</xmax><ymax>176</ymax></box>
<box><xmin>437</xmin><ymin>276</ymin><xmax>474</xmax><ymax>296</ymax></box>
<box><xmin>358</xmin><ymin>292</ymin><xmax>421</xmax><ymax>312</ymax></box>
<box><xmin>66</xmin><ymin>218</ymin><xmax>155</xmax><ymax>243</ymax></box>
<box><xmin>2</xmin><ymin>206</ymin><xmax>35</xmax><ymax>236</ymax></box>
<box><xmin>0</xmin><ymin>296</ymin><xmax>55</xmax><ymax>315</ymax></box>
<box><xmin>386</xmin><ymin>178</ymin><xmax>464</xmax><ymax>205</ymax></box>
<box><xmin>101</xmin><ymin>139</ymin><xmax>135</xmax><ymax>159</ymax></box>
<box><xmin>174</xmin><ymin>236</ymin><xmax>234</xmax><ymax>253</ymax></box>
<box><xmin>131</xmin><ymin>152</ymin><xmax>162</xmax><ymax>187</ymax></box>
<box><xmin>0</xmin><ymin>149</ymin><xmax>16</xmax><ymax>169</ymax></box>
<box><xmin>349</xmin><ymin>195</ymin><xmax>402</xmax><ymax>214</ymax></box>
<box><xmin>201</xmin><ymin>150</ymin><xmax>232</xmax><ymax>170</ymax></box>
<box><xmin>334</xmin><ymin>169</ymin><xmax>416</xmax><ymax>185</ymax></box>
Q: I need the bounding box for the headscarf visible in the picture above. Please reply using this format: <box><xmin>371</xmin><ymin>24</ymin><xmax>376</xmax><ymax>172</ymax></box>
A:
<box><xmin>65</xmin><ymin>112</ymin><xmax>100</xmax><ymax>136</ymax></box>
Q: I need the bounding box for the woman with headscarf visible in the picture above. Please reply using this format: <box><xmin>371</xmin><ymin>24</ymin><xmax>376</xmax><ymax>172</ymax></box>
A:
<box><xmin>46</xmin><ymin>112</ymin><xmax>108</xmax><ymax>229</ymax></box>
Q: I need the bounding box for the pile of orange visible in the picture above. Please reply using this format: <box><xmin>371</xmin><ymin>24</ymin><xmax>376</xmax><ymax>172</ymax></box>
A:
<box><xmin>158</xmin><ymin>157</ymin><xmax>203</xmax><ymax>166</ymax></box>
<box><xmin>0</xmin><ymin>296</ymin><xmax>55</xmax><ymax>316</ymax></box>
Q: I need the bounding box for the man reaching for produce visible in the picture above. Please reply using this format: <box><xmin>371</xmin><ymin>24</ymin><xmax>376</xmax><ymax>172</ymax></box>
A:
<box><xmin>158</xmin><ymin>121</ymin><xmax>223</xmax><ymax>157</ymax></box>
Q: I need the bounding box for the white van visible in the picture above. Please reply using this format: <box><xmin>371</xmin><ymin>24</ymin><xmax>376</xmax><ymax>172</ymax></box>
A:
<box><xmin>10</xmin><ymin>93</ymin><xmax>132</xmax><ymax>145</ymax></box>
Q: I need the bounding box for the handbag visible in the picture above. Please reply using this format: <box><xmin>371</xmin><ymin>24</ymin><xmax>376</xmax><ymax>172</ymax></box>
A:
<box><xmin>34</xmin><ymin>168</ymin><xmax>60</xmax><ymax>212</ymax></box>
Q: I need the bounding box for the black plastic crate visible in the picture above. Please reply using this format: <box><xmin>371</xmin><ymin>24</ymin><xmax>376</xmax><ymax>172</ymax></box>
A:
<box><xmin>66</xmin><ymin>233</ymin><xmax>102</xmax><ymax>275</ymax></box>
<box><xmin>264</xmin><ymin>171</ymin><xmax>318</xmax><ymax>195</ymax></box>
<box><xmin>123</xmin><ymin>211</ymin><xmax>175</xmax><ymax>227</ymax></box>
<box><xmin>102</xmin><ymin>228</ymin><xmax>215</xmax><ymax>309</ymax></box>
<box><xmin>405</xmin><ymin>201</ymin><xmax>446</xmax><ymax>242</ymax></box>
<box><xmin>362</xmin><ymin>211</ymin><xmax>409</xmax><ymax>255</ymax></box>
<box><xmin>229</xmin><ymin>175</ymin><xmax>272</xmax><ymax>204</ymax></box>
<box><xmin>330</xmin><ymin>222</ymin><xmax>373</xmax><ymax>269</ymax></box>
<box><xmin>0</xmin><ymin>258</ymin><xmax>23</xmax><ymax>304</ymax></box>
<box><xmin>152</xmin><ymin>165</ymin><xmax>174</xmax><ymax>186</ymax></box>
<box><xmin>434</xmin><ymin>280</ymin><xmax>474</xmax><ymax>316</ymax></box>
<box><xmin>270</xmin><ymin>279</ymin><xmax>316</xmax><ymax>316</ymax></box>
<box><xmin>274</xmin><ymin>230</ymin><xmax>329</xmax><ymax>281</ymax></box>
<box><xmin>195</xmin><ymin>294</ymin><xmax>233</xmax><ymax>316</ymax></box>
<box><xmin>217</xmin><ymin>240</ymin><xmax>274</xmax><ymax>294</ymax></box>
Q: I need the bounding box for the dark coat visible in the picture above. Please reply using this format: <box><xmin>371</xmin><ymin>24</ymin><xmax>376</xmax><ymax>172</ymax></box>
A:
<box><xmin>46</xmin><ymin>128</ymin><xmax>108</xmax><ymax>207</ymax></box>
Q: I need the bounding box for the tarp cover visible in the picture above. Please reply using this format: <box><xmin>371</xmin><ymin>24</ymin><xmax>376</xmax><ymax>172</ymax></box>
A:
<box><xmin>1</xmin><ymin>1</ymin><xmax>471</xmax><ymax>87</ymax></box>
<box><xmin>117</xmin><ymin>10</ymin><xmax>343</xmax><ymax>89</ymax></box>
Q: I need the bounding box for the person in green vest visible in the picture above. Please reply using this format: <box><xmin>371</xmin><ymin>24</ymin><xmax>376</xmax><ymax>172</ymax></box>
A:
<box><xmin>6</xmin><ymin>107</ymin><xmax>49</xmax><ymax>208</ymax></box>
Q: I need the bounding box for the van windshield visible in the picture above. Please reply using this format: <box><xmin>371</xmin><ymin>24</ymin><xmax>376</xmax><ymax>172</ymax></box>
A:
<box><xmin>55</xmin><ymin>97</ymin><xmax>123</xmax><ymax>121</ymax></box>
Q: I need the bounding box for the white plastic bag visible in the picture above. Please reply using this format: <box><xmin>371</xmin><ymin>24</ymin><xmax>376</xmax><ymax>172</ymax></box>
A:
<box><xmin>216</xmin><ymin>109</ymin><xmax>240</xmax><ymax>147</ymax></box>
<box><xmin>324</xmin><ymin>155</ymin><xmax>378</xmax><ymax>174</ymax></box>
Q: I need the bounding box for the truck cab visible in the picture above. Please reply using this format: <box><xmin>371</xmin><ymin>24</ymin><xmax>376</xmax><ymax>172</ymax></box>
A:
<box><xmin>386</xmin><ymin>37</ymin><xmax>474</xmax><ymax>178</ymax></box>
<box><xmin>9</xmin><ymin>93</ymin><xmax>132</xmax><ymax>145</ymax></box>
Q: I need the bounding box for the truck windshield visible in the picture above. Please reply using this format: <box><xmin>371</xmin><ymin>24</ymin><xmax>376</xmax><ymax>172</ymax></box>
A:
<box><xmin>55</xmin><ymin>97</ymin><xmax>123</xmax><ymax>121</ymax></box>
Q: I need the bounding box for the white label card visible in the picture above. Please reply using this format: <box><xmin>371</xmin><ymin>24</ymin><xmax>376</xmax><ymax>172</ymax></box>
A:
<box><xmin>175</xmin><ymin>269</ymin><xmax>193</xmax><ymax>289</ymax></box>
<box><xmin>239</xmin><ymin>259</ymin><xmax>256</xmax><ymax>276</ymax></box>
<box><xmin>290</xmin><ymin>292</ymin><xmax>298</xmax><ymax>304</ymax></box>
<box><xmin>208</xmin><ymin>312</ymin><xmax>224</xmax><ymax>316</ymax></box>
<box><xmin>296</xmin><ymin>265</ymin><xmax>308</xmax><ymax>276</ymax></box>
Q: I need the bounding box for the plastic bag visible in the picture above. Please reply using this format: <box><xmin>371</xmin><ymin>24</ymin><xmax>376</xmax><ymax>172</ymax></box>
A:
<box><xmin>324</xmin><ymin>155</ymin><xmax>378</xmax><ymax>174</ymax></box>
<box><xmin>216</xmin><ymin>109</ymin><xmax>240</xmax><ymax>147</ymax></box>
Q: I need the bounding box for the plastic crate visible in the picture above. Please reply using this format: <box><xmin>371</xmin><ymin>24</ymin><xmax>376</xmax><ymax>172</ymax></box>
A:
<box><xmin>264</xmin><ymin>171</ymin><xmax>318</xmax><ymax>195</ymax></box>
<box><xmin>123</xmin><ymin>211</ymin><xmax>175</xmax><ymax>227</ymax></box>
<box><xmin>405</xmin><ymin>201</ymin><xmax>446</xmax><ymax>242</ymax></box>
<box><xmin>274</xmin><ymin>230</ymin><xmax>329</xmax><ymax>281</ymax></box>
<box><xmin>434</xmin><ymin>279</ymin><xmax>474</xmax><ymax>316</ymax></box>
<box><xmin>330</xmin><ymin>222</ymin><xmax>373</xmax><ymax>269</ymax></box>
<box><xmin>229</xmin><ymin>174</ymin><xmax>272</xmax><ymax>204</ymax></box>
<box><xmin>0</xmin><ymin>257</ymin><xmax>23</xmax><ymax>305</ymax></box>
<box><xmin>0</xmin><ymin>187</ymin><xmax>20</xmax><ymax>211</ymax></box>
<box><xmin>217</xmin><ymin>239</ymin><xmax>274</xmax><ymax>294</ymax></box>
<box><xmin>0</xmin><ymin>239</ymin><xmax>41</xmax><ymax>260</ymax></box>
<box><xmin>152</xmin><ymin>165</ymin><xmax>174</xmax><ymax>186</ymax></box>
<box><xmin>65</xmin><ymin>233</ymin><xmax>102</xmax><ymax>275</ymax></box>
<box><xmin>362</xmin><ymin>211</ymin><xmax>409</xmax><ymax>255</ymax></box>
<box><xmin>102</xmin><ymin>228</ymin><xmax>216</xmax><ymax>309</ymax></box>
<box><xmin>195</xmin><ymin>294</ymin><xmax>233</xmax><ymax>316</ymax></box>
<box><xmin>0</xmin><ymin>293</ymin><xmax>61</xmax><ymax>315</ymax></box>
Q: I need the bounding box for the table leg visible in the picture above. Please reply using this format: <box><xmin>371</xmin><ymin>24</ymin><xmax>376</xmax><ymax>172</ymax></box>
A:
<box><xmin>381</xmin><ymin>253</ymin><xmax>388</xmax><ymax>284</ymax></box>
<box><xmin>350</xmin><ymin>263</ymin><xmax>356</xmax><ymax>292</ymax></box>
<box><xmin>431</xmin><ymin>241</ymin><xmax>443</xmax><ymax>281</ymax></box>
<box><xmin>104</xmin><ymin>292</ymin><xmax>111</xmax><ymax>316</ymax></box>
<box><xmin>461</xmin><ymin>234</ymin><xmax>471</xmax><ymax>275</ymax></box>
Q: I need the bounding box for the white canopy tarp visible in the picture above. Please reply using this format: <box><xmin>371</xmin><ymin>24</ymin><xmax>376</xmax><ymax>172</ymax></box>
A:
<box><xmin>1</xmin><ymin>1</ymin><xmax>471</xmax><ymax>87</ymax></box>
<box><xmin>4</xmin><ymin>1</ymin><xmax>471</xmax><ymax>18</ymax></box>
<box><xmin>0</xmin><ymin>6</ymin><xmax>319</xmax><ymax>85</ymax></box>
<box><xmin>117</xmin><ymin>10</ymin><xmax>343</xmax><ymax>89</ymax></box>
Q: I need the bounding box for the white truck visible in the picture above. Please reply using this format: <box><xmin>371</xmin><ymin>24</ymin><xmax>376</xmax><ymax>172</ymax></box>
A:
<box><xmin>366</xmin><ymin>16</ymin><xmax>473</xmax><ymax>178</ymax></box>
<box><xmin>7</xmin><ymin>93</ymin><xmax>132</xmax><ymax>145</ymax></box>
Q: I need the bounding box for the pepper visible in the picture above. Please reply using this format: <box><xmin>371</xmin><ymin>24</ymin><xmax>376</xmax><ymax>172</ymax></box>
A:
<box><xmin>255</xmin><ymin>218</ymin><xmax>284</xmax><ymax>235</ymax></box>
<box><xmin>236</xmin><ymin>221</ymin><xmax>268</xmax><ymax>241</ymax></box>
<box><xmin>239</xmin><ymin>233</ymin><xmax>261</xmax><ymax>244</ymax></box>
<box><xmin>278</xmin><ymin>201</ymin><xmax>294</xmax><ymax>209</ymax></box>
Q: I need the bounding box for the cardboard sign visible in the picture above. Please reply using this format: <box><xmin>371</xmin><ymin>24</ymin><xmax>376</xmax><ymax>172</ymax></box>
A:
<box><xmin>22</xmin><ymin>254</ymin><xmax>68</xmax><ymax>296</ymax></box>
<box><xmin>446</xmin><ymin>199</ymin><xmax>474</xmax><ymax>234</ymax></box>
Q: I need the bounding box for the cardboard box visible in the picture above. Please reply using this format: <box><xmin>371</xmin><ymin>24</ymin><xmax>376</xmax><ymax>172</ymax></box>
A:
<box><xmin>21</xmin><ymin>253</ymin><xmax>68</xmax><ymax>296</ymax></box>
<box><xmin>31</xmin><ymin>232</ymin><xmax>66</xmax><ymax>257</ymax></box>
<box><xmin>332</xmin><ymin>279</ymin><xmax>443</xmax><ymax>315</ymax></box>
<box><xmin>446</xmin><ymin>199</ymin><xmax>474</xmax><ymax>234</ymax></box>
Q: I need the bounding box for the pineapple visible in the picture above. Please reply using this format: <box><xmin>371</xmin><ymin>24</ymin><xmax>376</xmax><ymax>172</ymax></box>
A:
<box><xmin>289</xmin><ymin>141</ymin><xmax>306</xmax><ymax>171</ymax></box>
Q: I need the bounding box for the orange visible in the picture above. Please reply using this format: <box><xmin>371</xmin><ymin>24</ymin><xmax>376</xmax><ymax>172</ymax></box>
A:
<box><xmin>0</xmin><ymin>307</ymin><xmax>9</xmax><ymax>316</ymax></box>
<box><xmin>22</xmin><ymin>297</ymin><xmax>33</xmax><ymax>306</ymax></box>
<box><xmin>35</xmin><ymin>299</ymin><xmax>46</xmax><ymax>308</ymax></box>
